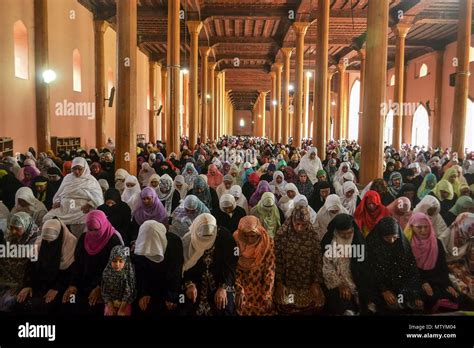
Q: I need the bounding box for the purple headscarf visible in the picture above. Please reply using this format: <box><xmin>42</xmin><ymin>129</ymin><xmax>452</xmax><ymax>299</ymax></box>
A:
<box><xmin>249</xmin><ymin>180</ymin><xmax>272</xmax><ymax>207</ymax></box>
<box><xmin>84</xmin><ymin>210</ymin><xmax>123</xmax><ymax>256</ymax></box>
<box><xmin>133</xmin><ymin>187</ymin><xmax>168</xmax><ymax>225</ymax></box>
<box><xmin>21</xmin><ymin>165</ymin><xmax>40</xmax><ymax>188</ymax></box>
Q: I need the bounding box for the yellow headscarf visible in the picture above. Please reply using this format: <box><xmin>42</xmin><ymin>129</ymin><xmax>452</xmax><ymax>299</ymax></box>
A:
<box><xmin>431</xmin><ymin>179</ymin><xmax>454</xmax><ymax>201</ymax></box>
<box><xmin>441</xmin><ymin>167</ymin><xmax>461</xmax><ymax>196</ymax></box>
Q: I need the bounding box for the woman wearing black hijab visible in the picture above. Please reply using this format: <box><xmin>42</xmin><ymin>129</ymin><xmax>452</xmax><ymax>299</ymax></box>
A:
<box><xmin>366</xmin><ymin>217</ymin><xmax>424</xmax><ymax>314</ymax></box>
<box><xmin>97</xmin><ymin>188</ymin><xmax>132</xmax><ymax>246</ymax></box>
<box><xmin>309</xmin><ymin>181</ymin><xmax>334</xmax><ymax>213</ymax></box>
<box><xmin>397</xmin><ymin>183</ymin><xmax>419</xmax><ymax>210</ymax></box>
<box><xmin>321</xmin><ymin>214</ymin><xmax>372</xmax><ymax>315</ymax></box>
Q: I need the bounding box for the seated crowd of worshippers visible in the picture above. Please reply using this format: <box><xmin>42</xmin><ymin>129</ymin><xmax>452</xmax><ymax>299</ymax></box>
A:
<box><xmin>0</xmin><ymin>137</ymin><xmax>473</xmax><ymax>316</ymax></box>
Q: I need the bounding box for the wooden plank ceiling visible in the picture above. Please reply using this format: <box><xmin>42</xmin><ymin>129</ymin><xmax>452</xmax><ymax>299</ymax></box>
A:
<box><xmin>78</xmin><ymin>0</ymin><xmax>473</xmax><ymax>110</ymax></box>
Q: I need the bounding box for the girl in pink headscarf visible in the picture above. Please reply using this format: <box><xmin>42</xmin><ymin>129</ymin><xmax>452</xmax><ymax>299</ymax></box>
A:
<box><xmin>207</xmin><ymin>164</ymin><xmax>224</xmax><ymax>190</ymax></box>
<box><xmin>404</xmin><ymin>212</ymin><xmax>461</xmax><ymax>312</ymax></box>
<box><xmin>61</xmin><ymin>210</ymin><xmax>123</xmax><ymax>315</ymax></box>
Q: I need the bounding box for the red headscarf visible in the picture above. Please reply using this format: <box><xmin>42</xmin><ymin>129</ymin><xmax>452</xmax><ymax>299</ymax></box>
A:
<box><xmin>248</xmin><ymin>172</ymin><xmax>260</xmax><ymax>187</ymax></box>
<box><xmin>354</xmin><ymin>190</ymin><xmax>390</xmax><ymax>235</ymax></box>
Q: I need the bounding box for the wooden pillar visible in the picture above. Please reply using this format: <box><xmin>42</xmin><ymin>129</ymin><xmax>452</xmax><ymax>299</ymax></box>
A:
<box><xmin>220</xmin><ymin>71</ymin><xmax>226</xmax><ymax>136</ymax></box>
<box><xmin>293</xmin><ymin>23</ymin><xmax>309</xmax><ymax>148</ymax></box>
<box><xmin>270</xmin><ymin>71</ymin><xmax>277</xmax><ymax>142</ymax></box>
<box><xmin>94</xmin><ymin>20</ymin><xmax>107</xmax><ymax>148</ymax></box>
<box><xmin>148</xmin><ymin>60</ymin><xmax>157</xmax><ymax>143</ymax></box>
<box><xmin>34</xmin><ymin>0</ymin><xmax>51</xmax><ymax>152</ymax></box>
<box><xmin>166</xmin><ymin>0</ymin><xmax>181</xmax><ymax>155</ymax></box>
<box><xmin>214</xmin><ymin>72</ymin><xmax>220</xmax><ymax>139</ymax></box>
<box><xmin>182</xmin><ymin>71</ymin><xmax>189</xmax><ymax>137</ymax></box>
<box><xmin>391</xmin><ymin>23</ymin><xmax>411</xmax><ymax>151</ymax></box>
<box><xmin>116</xmin><ymin>0</ymin><xmax>137</xmax><ymax>174</ymax></box>
<box><xmin>273</xmin><ymin>63</ymin><xmax>283</xmax><ymax>143</ymax></box>
<box><xmin>451</xmin><ymin>0</ymin><xmax>472</xmax><ymax>158</ymax></box>
<box><xmin>281</xmin><ymin>48</ymin><xmax>293</xmax><ymax>144</ymax></box>
<box><xmin>208</xmin><ymin>62</ymin><xmax>217</xmax><ymax>141</ymax></box>
<box><xmin>433</xmin><ymin>50</ymin><xmax>444</xmax><ymax>147</ymax></box>
<box><xmin>200</xmin><ymin>47</ymin><xmax>210</xmax><ymax>142</ymax></box>
<box><xmin>336</xmin><ymin>62</ymin><xmax>348</xmax><ymax>140</ymax></box>
<box><xmin>357</xmin><ymin>48</ymin><xmax>366</xmax><ymax>143</ymax></box>
<box><xmin>186</xmin><ymin>21</ymin><xmax>202</xmax><ymax>148</ymax></box>
<box><xmin>303</xmin><ymin>71</ymin><xmax>311</xmax><ymax>139</ymax></box>
<box><xmin>260</xmin><ymin>91</ymin><xmax>267</xmax><ymax>137</ymax></box>
<box><xmin>360</xmin><ymin>0</ymin><xmax>389</xmax><ymax>185</ymax></box>
<box><xmin>160</xmin><ymin>66</ymin><xmax>167</xmax><ymax>142</ymax></box>
<box><xmin>326</xmin><ymin>72</ymin><xmax>334</xmax><ymax>142</ymax></box>
<box><xmin>156</xmin><ymin>63</ymin><xmax>162</xmax><ymax>141</ymax></box>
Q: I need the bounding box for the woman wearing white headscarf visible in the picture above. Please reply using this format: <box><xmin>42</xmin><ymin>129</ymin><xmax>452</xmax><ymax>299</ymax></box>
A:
<box><xmin>413</xmin><ymin>195</ymin><xmax>449</xmax><ymax>238</ymax></box>
<box><xmin>114</xmin><ymin>168</ymin><xmax>129</xmax><ymax>194</ymax></box>
<box><xmin>134</xmin><ymin>220</ymin><xmax>183</xmax><ymax>315</ymax></box>
<box><xmin>230</xmin><ymin>185</ymin><xmax>249</xmax><ymax>214</ymax></box>
<box><xmin>147</xmin><ymin>174</ymin><xmax>161</xmax><ymax>192</ymax></box>
<box><xmin>42</xmin><ymin>157</ymin><xmax>104</xmax><ymax>232</ymax></box>
<box><xmin>314</xmin><ymin>194</ymin><xmax>348</xmax><ymax>239</ymax></box>
<box><xmin>332</xmin><ymin>162</ymin><xmax>356</xmax><ymax>196</ymax></box>
<box><xmin>269</xmin><ymin>171</ymin><xmax>287</xmax><ymax>199</ymax></box>
<box><xmin>216</xmin><ymin>175</ymin><xmax>234</xmax><ymax>199</ymax></box>
<box><xmin>295</xmin><ymin>147</ymin><xmax>323</xmax><ymax>185</ymax></box>
<box><xmin>11</xmin><ymin>187</ymin><xmax>48</xmax><ymax>228</ymax></box>
<box><xmin>212</xmin><ymin>193</ymin><xmax>247</xmax><ymax>233</ymax></box>
<box><xmin>173</xmin><ymin>175</ymin><xmax>189</xmax><ymax>200</ymax></box>
<box><xmin>182</xmin><ymin>163</ymin><xmax>199</xmax><ymax>189</ymax></box>
<box><xmin>182</xmin><ymin>213</ymin><xmax>238</xmax><ymax>316</ymax></box>
<box><xmin>138</xmin><ymin>163</ymin><xmax>157</xmax><ymax>188</ymax></box>
<box><xmin>339</xmin><ymin>181</ymin><xmax>360</xmax><ymax>215</ymax></box>
<box><xmin>121</xmin><ymin>175</ymin><xmax>141</xmax><ymax>211</ymax></box>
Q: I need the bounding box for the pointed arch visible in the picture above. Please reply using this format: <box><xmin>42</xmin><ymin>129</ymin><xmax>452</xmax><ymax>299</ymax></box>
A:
<box><xmin>13</xmin><ymin>20</ymin><xmax>29</xmax><ymax>80</ymax></box>
<box><xmin>411</xmin><ymin>104</ymin><xmax>429</xmax><ymax>147</ymax></box>
<box><xmin>348</xmin><ymin>79</ymin><xmax>360</xmax><ymax>140</ymax></box>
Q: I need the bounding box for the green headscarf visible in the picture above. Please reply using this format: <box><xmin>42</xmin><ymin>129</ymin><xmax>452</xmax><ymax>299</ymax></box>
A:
<box><xmin>250</xmin><ymin>192</ymin><xmax>281</xmax><ymax>238</ymax></box>
<box><xmin>449</xmin><ymin>196</ymin><xmax>474</xmax><ymax>216</ymax></box>
<box><xmin>417</xmin><ymin>173</ymin><xmax>437</xmax><ymax>200</ymax></box>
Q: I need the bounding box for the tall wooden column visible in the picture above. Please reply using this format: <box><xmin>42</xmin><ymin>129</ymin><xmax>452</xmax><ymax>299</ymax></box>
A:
<box><xmin>281</xmin><ymin>48</ymin><xmax>293</xmax><ymax>144</ymax></box>
<box><xmin>327</xmin><ymin>72</ymin><xmax>334</xmax><ymax>142</ymax></box>
<box><xmin>303</xmin><ymin>72</ymin><xmax>311</xmax><ymax>138</ymax></box>
<box><xmin>182</xmin><ymin>71</ymin><xmax>189</xmax><ymax>137</ymax></box>
<box><xmin>186</xmin><ymin>21</ymin><xmax>202</xmax><ymax>148</ymax></box>
<box><xmin>360</xmin><ymin>0</ymin><xmax>389</xmax><ymax>185</ymax></box>
<box><xmin>220</xmin><ymin>71</ymin><xmax>226</xmax><ymax>136</ymax></box>
<box><xmin>451</xmin><ymin>0</ymin><xmax>472</xmax><ymax>158</ymax></box>
<box><xmin>315</xmin><ymin>0</ymin><xmax>330</xmax><ymax>153</ymax></box>
<box><xmin>156</xmin><ymin>63</ymin><xmax>162</xmax><ymax>141</ymax></box>
<box><xmin>293</xmin><ymin>23</ymin><xmax>309</xmax><ymax>148</ymax></box>
<box><xmin>208</xmin><ymin>62</ymin><xmax>217</xmax><ymax>141</ymax></box>
<box><xmin>273</xmin><ymin>63</ymin><xmax>283</xmax><ymax>143</ymax></box>
<box><xmin>433</xmin><ymin>50</ymin><xmax>444</xmax><ymax>147</ymax></box>
<box><xmin>214</xmin><ymin>72</ymin><xmax>220</xmax><ymax>139</ymax></box>
<box><xmin>357</xmin><ymin>48</ymin><xmax>366</xmax><ymax>143</ymax></box>
<box><xmin>200</xmin><ymin>47</ymin><xmax>210</xmax><ymax>142</ymax></box>
<box><xmin>94</xmin><ymin>20</ymin><xmax>107</xmax><ymax>148</ymax></box>
<box><xmin>161</xmin><ymin>66</ymin><xmax>167</xmax><ymax>142</ymax></box>
<box><xmin>270</xmin><ymin>71</ymin><xmax>277</xmax><ymax>142</ymax></box>
<box><xmin>116</xmin><ymin>0</ymin><xmax>137</xmax><ymax>174</ymax></box>
<box><xmin>391</xmin><ymin>23</ymin><xmax>411</xmax><ymax>150</ymax></box>
<box><xmin>148</xmin><ymin>60</ymin><xmax>157</xmax><ymax>143</ymax></box>
<box><xmin>166</xmin><ymin>0</ymin><xmax>181</xmax><ymax>155</ymax></box>
<box><xmin>336</xmin><ymin>62</ymin><xmax>348</xmax><ymax>140</ymax></box>
<box><xmin>34</xmin><ymin>0</ymin><xmax>51</xmax><ymax>152</ymax></box>
<box><xmin>260</xmin><ymin>91</ymin><xmax>267</xmax><ymax>137</ymax></box>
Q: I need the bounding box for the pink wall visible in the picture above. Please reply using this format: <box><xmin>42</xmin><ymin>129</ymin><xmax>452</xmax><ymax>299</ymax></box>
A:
<box><xmin>0</xmin><ymin>0</ymin><xmax>37</xmax><ymax>154</ymax></box>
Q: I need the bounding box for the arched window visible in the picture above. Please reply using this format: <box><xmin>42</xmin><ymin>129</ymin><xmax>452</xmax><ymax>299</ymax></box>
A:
<box><xmin>348</xmin><ymin>80</ymin><xmax>360</xmax><ymax>140</ymax></box>
<box><xmin>419</xmin><ymin>63</ymin><xmax>428</xmax><ymax>78</ymax></box>
<box><xmin>13</xmin><ymin>20</ymin><xmax>28</xmax><ymax>80</ymax></box>
<box><xmin>390</xmin><ymin>74</ymin><xmax>395</xmax><ymax>86</ymax></box>
<box><xmin>384</xmin><ymin>109</ymin><xmax>394</xmax><ymax>146</ymax></box>
<box><xmin>411</xmin><ymin>104</ymin><xmax>429</xmax><ymax>147</ymax></box>
<box><xmin>465</xmin><ymin>98</ymin><xmax>474</xmax><ymax>152</ymax></box>
<box><xmin>73</xmin><ymin>49</ymin><xmax>82</xmax><ymax>92</ymax></box>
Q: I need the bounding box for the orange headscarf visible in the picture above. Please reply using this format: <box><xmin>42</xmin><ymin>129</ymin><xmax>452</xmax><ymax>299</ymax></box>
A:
<box><xmin>233</xmin><ymin>216</ymin><xmax>272</xmax><ymax>271</ymax></box>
